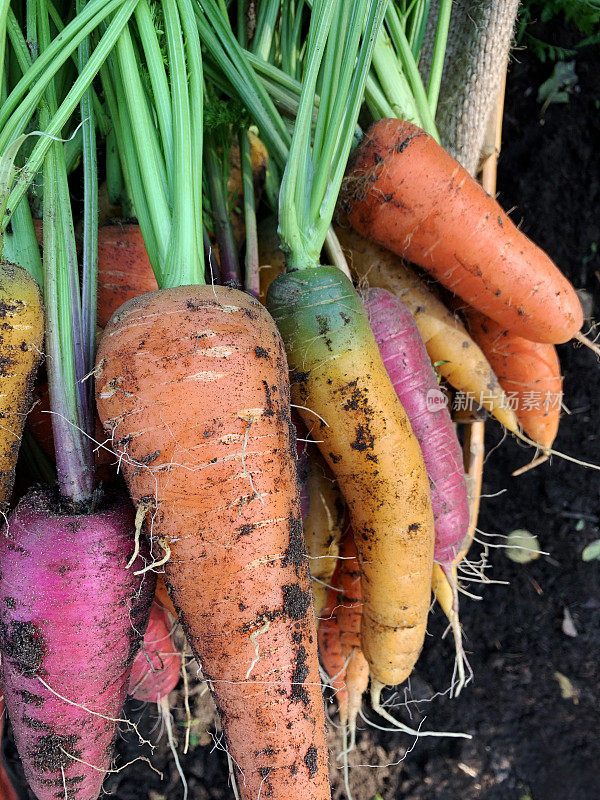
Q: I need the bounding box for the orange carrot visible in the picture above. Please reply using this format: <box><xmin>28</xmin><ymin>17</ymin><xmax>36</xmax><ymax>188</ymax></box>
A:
<box><xmin>96</xmin><ymin>285</ymin><xmax>330</xmax><ymax>800</ymax></box>
<box><xmin>466</xmin><ymin>310</ymin><xmax>562</xmax><ymax>450</ymax></box>
<box><xmin>343</xmin><ymin>119</ymin><xmax>583</xmax><ymax>344</ymax></box>
<box><xmin>155</xmin><ymin>574</ymin><xmax>177</xmax><ymax>618</ymax></box>
<box><xmin>335</xmin><ymin>533</ymin><xmax>369</xmax><ymax>741</ymax></box>
<box><xmin>97</xmin><ymin>224</ymin><xmax>158</xmax><ymax>327</ymax></box>
<box><xmin>317</xmin><ymin>583</ymin><xmax>348</xmax><ymax>723</ymax></box>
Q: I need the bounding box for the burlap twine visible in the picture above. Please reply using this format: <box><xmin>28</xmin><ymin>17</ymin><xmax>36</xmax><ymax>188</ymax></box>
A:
<box><xmin>419</xmin><ymin>0</ymin><xmax>520</xmax><ymax>177</ymax></box>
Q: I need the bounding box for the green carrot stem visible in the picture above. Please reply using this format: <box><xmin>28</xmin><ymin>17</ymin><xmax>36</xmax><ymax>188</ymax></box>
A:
<box><xmin>38</xmin><ymin>0</ymin><xmax>95</xmax><ymax>506</ymax></box>
<box><xmin>384</xmin><ymin>3</ymin><xmax>439</xmax><ymax>138</ymax></box>
<box><xmin>77</xmin><ymin>0</ymin><xmax>98</xmax><ymax>382</ymax></box>
<box><xmin>134</xmin><ymin>0</ymin><xmax>174</xmax><ymax>188</ymax></box>
<box><xmin>176</xmin><ymin>0</ymin><xmax>205</xmax><ymax>285</ymax></box>
<box><xmin>427</xmin><ymin>0</ymin><xmax>451</xmax><ymax>115</ymax></box>
<box><xmin>280</xmin><ymin>0</ymin><xmax>388</xmax><ymax>271</ymax></box>
<box><xmin>407</xmin><ymin>0</ymin><xmax>430</xmax><ymax>58</ymax></box>
<box><xmin>194</xmin><ymin>0</ymin><xmax>290</xmax><ymax>169</ymax></box>
<box><xmin>279</xmin><ymin>0</ymin><xmax>337</xmax><ymax>270</ymax></box>
<box><xmin>2</xmin><ymin>0</ymin><xmax>140</xmax><ymax>234</ymax></box>
<box><xmin>372</xmin><ymin>23</ymin><xmax>420</xmax><ymax>125</ymax></box>
<box><xmin>251</xmin><ymin>0</ymin><xmax>280</xmax><ymax>60</ymax></box>
<box><xmin>105</xmin><ymin>126</ymin><xmax>123</xmax><ymax>205</ymax></box>
<box><xmin>162</xmin><ymin>0</ymin><xmax>201</xmax><ymax>287</ymax></box>
<box><xmin>0</xmin><ymin>0</ymin><xmax>10</xmax><ymax>80</ymax></box>
<box><xmin>114</xmin><ymin>20</ymin><xmax>170</xmax><ymax>283</ymax></box>
<box><xmin>0</xmin><ymin>0</ymin><xmax>127</xmax><ymax>143</ymax></box>
<box><xmin>2</xmin><ymin>195</ymin><xmax>43</xmax><ymax>287</ymax></box>
<box><xmin>46</xmin><ymin>0</ymin><xmax>110</xmax><ymax>133</ymax></box>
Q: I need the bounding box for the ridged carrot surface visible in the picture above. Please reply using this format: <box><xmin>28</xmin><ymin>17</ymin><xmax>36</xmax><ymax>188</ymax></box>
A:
<box><xmin>96</xmin><ymin>285</ymin><xmax>330</xmax><ymax>800</ymax></box>
<box><xmin>344</xmin><ymin>119</ymin><xmax>582</xmax><ymax>344</ymax></box>
<box><xmin>467</xmin><ymin>310</ymin><xmax>562</xmax><ymax>449</ymax></box>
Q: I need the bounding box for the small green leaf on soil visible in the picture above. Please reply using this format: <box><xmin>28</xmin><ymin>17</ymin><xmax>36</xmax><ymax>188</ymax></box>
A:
<box><xmin>537</xmin><ymin>61</ymin><xmax>578</xmax><ymax>111</ymax></box>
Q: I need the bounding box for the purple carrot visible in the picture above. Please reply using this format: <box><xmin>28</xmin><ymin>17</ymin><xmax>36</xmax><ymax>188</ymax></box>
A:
<box><xmin>0</xmin><ymin>489</ymin><xmax>156</xmax><ymax>800</ymax></box>
<box><xmin>0</xmin><ymin>695</ymin><xmax>18</xmax><ymax>800</ymax></box>
<box><xmin>362</xmin><ymin>287</ymin><xmax>469</xmax><ymax>564</ymax></box>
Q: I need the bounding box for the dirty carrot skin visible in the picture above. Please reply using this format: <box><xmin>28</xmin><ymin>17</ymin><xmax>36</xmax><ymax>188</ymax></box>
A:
<box><xmin>0</xmin><ymin>490</ymin><xmax>155</xmax><ymax>800</ymax></box>
<box><xmin>363</xmin><ymin>287</ymin><xmax>469</xmax><ymax>565</ymax></box>
<box><xmin>0</xmin><ymin>262</ymin><xmax>44</xmax><ymax>511</ymax></box>
<box><xmin>96</xmin><ymin>224</ymin><xmax>158</xmax><ymax>327</ymax></box>
<box><xmin>317</xmin><ymin>584</ymin><xmax>348</xmax><ymax>721</ymax></box>
<box><xmin>267</xmin><ymin>268</ymin><xmax>435</xmax><ymax>688</ymax></box>
<box><xmin>96</xmin><ymin>285</ymin><xmax>330</xmax><ymax>800</ymax></box>
<box><xmin>335</xmin><ymin>227</ymin><xmax>519</xmax><ymax>432</ymax></box>
<box><xmin>466</xmin><ymin>310</ymin><xmax>562</xmax><ymax>450</ymax></box>
<box><xmin>303</xmin><ymin>451</ymin><xmax>346</xmax><ymax>616</ymax></box>
<box><xmin>335</xmin><ymin>533</ymin><xmax>369</xmax><ymax>734</ymax></box>
<box><xmin>343</xmin><ymin>119</ymin><xmax>583</xmax><ymax>344</ymax></box>
<box><xmin>0</xmin><ymin>695</ymin><xmax>19</xmax><ymax>800</ymax></box>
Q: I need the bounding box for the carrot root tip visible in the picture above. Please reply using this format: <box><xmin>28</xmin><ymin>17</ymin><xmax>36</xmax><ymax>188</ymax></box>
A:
<box><xmin>370</xmin><ymin>678</ymin><xmax>472</xmax><ymax>740</ymax></box>
<box><xmin>575</xmin><ymin>330</ymin><xmax>600</xmax><ymax>359</ymax></box>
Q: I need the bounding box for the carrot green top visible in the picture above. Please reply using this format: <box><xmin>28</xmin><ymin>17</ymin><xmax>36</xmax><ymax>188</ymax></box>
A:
<box><xmin>106</xmin><ymin>0</ymin><xmax>205</xmax><ymax>289</ymax></box>
<box><xmin>1</xmin><ymin>0</ymin><xmax>141</xmax><ymax>509</ymax></box>
<box><xmin>278</xmin><ymin>0</ymin><xmax>388</xmax><ymax>272</ymax></box>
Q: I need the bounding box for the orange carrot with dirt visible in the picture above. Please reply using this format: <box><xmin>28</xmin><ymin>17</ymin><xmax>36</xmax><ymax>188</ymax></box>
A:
<box><xmin>96</xmin><ymin>287</ymin><xmax>329</xmax><ymax>800</ymax></box>
<box><xmin>343</xmin><ymin>118</ymin><xmax>584</xmax><ymax>345</ymax></box>
<box><xmin>318</xmin><ymin>583</ymin><xmax>348</xmax><ymax>722</ymax></box>
<box><xmin>98</xmin><ymin>10</ymin><xmax>331</xmax><ymax>795</ymax></box>
<box><xmin>466</xmin><ymin>310</ymin><xmax>562</xmax><ymax>450</ymax></box>
<box><xmin>335</xmin><ymin>533</ymin><xmax>369</xmax><ymax>745</ymax></box>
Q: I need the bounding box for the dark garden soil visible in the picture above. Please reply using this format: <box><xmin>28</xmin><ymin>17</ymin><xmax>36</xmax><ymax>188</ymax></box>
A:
<box><xmin>4</xmin><ymin>22</ymin><xmax>600</xmax><ymax>800</ymax></box>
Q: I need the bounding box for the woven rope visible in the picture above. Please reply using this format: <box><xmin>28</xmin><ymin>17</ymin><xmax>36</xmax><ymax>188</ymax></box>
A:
<box><xmin>420</xmin><ymin>0</ymin><xmax>520</xmax><ymax>176</ymax></box>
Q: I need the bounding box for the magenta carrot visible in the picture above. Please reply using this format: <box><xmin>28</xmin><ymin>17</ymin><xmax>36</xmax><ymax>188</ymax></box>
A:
<box><xmin>362</xmin><ymin>287</ymin><xmax>469</xmax><ymax>564</ymax></box>
<box><xmin>0</xmin><ymin>490</ymin><xmax>155</xmax><ymax>800</ymax></box>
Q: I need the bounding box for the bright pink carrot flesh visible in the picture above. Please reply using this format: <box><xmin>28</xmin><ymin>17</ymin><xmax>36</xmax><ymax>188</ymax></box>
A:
<box><xmin>362</xmin><ymin>287</ymin><xmax>469</xmax><ymax>564</ymax></box>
